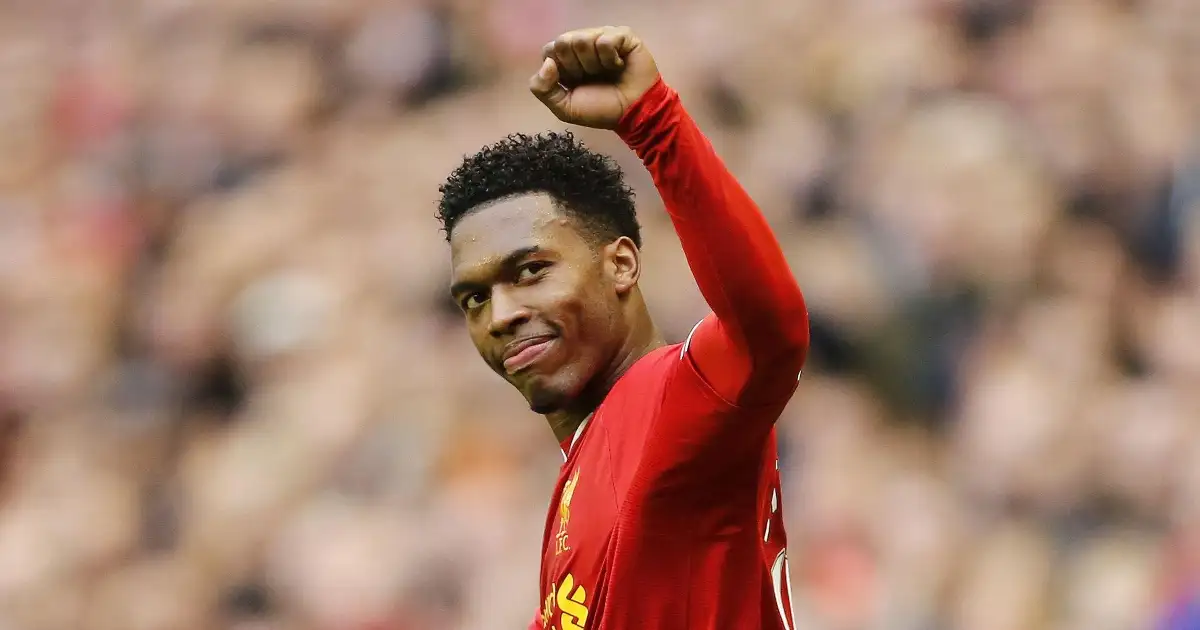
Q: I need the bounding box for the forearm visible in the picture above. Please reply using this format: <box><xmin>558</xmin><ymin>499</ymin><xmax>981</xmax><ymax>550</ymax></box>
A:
<box><xmin>617</xmin><ymin>79</ymin><xmax>809</xmax><ymax>369</ymax></box>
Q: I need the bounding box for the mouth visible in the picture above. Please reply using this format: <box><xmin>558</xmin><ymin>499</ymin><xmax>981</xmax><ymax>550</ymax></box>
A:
<box><xmin>502</xmin><ymin>336</ymin><xmax>557</xmax><ymax>374</ymax></box>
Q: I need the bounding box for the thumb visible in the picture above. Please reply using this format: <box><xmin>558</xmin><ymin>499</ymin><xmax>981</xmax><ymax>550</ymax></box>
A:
<box><xmin>529</xmin><ymin>58</ymin><xmax>569</xmax><ymax>113</ymax></box>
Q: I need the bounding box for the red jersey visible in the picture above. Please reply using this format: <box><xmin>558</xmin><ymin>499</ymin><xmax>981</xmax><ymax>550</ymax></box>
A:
<box><xmin>531</xmin><ymin>79</ymin><xmax>810</xmax><ymax>630</ymax></box>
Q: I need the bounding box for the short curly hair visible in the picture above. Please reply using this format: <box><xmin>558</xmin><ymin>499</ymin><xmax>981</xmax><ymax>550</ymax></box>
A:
<box><xmin>437</xmin><ymin>131</ymin><xmax>641</xmax><ymax>248</ymax></box>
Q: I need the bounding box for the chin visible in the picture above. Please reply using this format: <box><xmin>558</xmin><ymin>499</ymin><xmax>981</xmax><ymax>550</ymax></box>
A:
<box><xmin>522</xmin><ymin>374</ymin><xmax>576</xmax><ymax>415</ymax></box>
<box><xmin>514</xmin><ymin>357</ymin><xmax>591</xmax><ymax>415</ymax></box>
<box><xmin>529</xmin><ymin>399</ymin><xmax>561</xmax><ymax>415</ymax></box>
<box><xmin>527</xmin><ymin>387</ymin><xmax>568</xmax><ymax>415</ymax></box>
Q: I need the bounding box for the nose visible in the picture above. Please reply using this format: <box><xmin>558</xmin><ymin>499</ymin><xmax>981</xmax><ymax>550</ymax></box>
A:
<box><xmin>487</xmin><ymin>286</ymin><xmax>531</xmax><ymax>337</ymax></box>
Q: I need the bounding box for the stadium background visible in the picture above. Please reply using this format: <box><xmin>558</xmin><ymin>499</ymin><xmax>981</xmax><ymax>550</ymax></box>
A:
<box><xmin>0</xmin><ymin>0</ymin><xmax>1197</xmax><ymax>628</ymax></box>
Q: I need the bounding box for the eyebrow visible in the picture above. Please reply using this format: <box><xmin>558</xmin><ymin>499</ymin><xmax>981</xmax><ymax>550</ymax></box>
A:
<box><xmin>449</xmin><ymin>245</ymin><xmax>543</xmax><ymax>298</ymax></box>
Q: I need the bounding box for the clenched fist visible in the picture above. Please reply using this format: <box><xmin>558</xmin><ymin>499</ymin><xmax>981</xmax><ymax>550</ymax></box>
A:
<box><xmin>529</xmin><ymin>26</ymin><xmax>660</xmax><ymax>129</ymax></box>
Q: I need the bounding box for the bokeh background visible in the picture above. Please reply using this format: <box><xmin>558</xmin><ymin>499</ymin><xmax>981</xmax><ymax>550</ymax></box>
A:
<box><xmin>0</xmin><ymin>0</ymin><xmax>1198</xmax><ymax>628</ymax></box>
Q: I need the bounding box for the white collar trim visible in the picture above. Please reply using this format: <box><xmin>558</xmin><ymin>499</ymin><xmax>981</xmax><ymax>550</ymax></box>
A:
<box><xmin>562</xmin><ymin>415</ymin><xmax>591</xmax><ymax>462</ymax></box>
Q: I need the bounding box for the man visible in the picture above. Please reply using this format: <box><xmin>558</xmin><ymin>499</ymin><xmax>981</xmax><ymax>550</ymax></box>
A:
<box><xmin>437</xmin><ymin>26</ymin><xmax>809</xmax><ymax>630</ymax></box>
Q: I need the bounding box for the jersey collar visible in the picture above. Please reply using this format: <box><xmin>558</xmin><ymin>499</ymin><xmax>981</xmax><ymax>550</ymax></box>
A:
<box><xmin>560</xmin><ymin>414</ymin><xmax>592</xmax><ymax>462</ymax></box>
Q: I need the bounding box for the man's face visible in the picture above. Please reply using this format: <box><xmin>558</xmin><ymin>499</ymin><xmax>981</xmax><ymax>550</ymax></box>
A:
<box><xmin>449</xmin><ymin>193</ymin><xmax>626</xmax><ymax>414</ymax></box>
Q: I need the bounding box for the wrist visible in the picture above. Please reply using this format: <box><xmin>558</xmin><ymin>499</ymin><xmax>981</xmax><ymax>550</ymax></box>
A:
<box><xmin>615</xmin><ymin>77</ymin><xmax>676</xmax><ymax>151</ymax></box>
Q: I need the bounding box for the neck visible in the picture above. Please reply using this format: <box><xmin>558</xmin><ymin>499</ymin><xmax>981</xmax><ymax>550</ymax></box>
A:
<box><xmin>546</xmin><ymin>306</ymin><xmax>665</xmax><ymax>444</ymax></box>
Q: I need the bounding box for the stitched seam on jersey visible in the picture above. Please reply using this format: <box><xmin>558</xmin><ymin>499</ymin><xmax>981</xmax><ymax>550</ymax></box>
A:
<box><xmin>616</xmin><ymin>350</ymin><xmax>678</xmax><ymax>521</ymax></box>
<box><xmin>680</xmin><ymin>344</ymin><xmax>740</xmax><ymax>409</ymax></box>
<box><xmin>602</xmin><ymin>420</ymin><xmax>620</xmax><ymax>513</ymax></box>
<box><xmin>680</xmin><ymin>320</ymin><xmax>803</xmax><ymax>410</ymax></box>
<box><xmin>681</xmin><ymin>342</ymin><xmax>798</xmax><ymax>412</ymax></box>
<box><xmin>680</xmin><ymin>318</ymin><xmax>704</xmax><ymax>360</ymax></box>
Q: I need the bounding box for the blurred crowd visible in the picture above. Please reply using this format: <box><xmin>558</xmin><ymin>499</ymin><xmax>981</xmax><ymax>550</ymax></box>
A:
<box><xmin>0</xmin><ymin>0</ymin><xmax>1197</xmax><ymax>628</ymax></box>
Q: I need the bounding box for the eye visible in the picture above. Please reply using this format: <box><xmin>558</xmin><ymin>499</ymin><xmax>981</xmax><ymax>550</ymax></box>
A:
<box><xmin>462</xmin><ymin>291</ymin><xmax>489</xmax><ymax>311</ymax></box>
<box><xmin>516</xmin><ymin>261</ymin><xmax>551</xmax><ymax>283</ymax></box>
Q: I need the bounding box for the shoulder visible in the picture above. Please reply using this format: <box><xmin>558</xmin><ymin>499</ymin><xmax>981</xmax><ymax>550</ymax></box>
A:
<box><xmin>593</xmin><ymin>344</ymin><xmax>681</xmax><ymax>440</ymax></box>
<box><xmin>609</xmin><ymin>344</ymin><xmax>684</xmax><ymax>398</ymax></box>
<box><xmin>605</xmin><ymin>341</ymin><xmax>750</xmax><ymax>424</ymax></box>
<box><xmin>638</xmin><ymin>343</ymin><xmax>686</xmax><ymax>374</ymax></box>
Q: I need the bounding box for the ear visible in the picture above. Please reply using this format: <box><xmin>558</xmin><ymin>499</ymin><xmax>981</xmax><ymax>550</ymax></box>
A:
<box><xmin>603</xmin><ymin>236</ymin><xmax>640</xmax><ymax>296</ymax></box>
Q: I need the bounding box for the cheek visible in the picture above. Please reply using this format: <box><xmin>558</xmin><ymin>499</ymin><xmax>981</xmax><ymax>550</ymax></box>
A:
<box><xmin>563</xmin><ymin>300</ymin><xmax>622</xmax><ymax>375</ymax></box>
<box><xmin>469</xmin><ymin>328</ymin><xmax>495</xmax><ymax>366</ymax></box>
<box><xmin>549</xmin><ymin>279</ymin><xmax>611</xmax><ymax>341</ymax></box>
<box><xmin>463</xmin><ymin>315</ymin><xmax>496</xmax><ymax>358</ymax></box>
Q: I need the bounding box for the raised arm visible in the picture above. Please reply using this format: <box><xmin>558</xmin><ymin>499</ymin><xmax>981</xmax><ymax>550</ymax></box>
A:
<box><xmin>617</xmin><ymin>79</ymin><xmax>809</xmax><ymax>406</ymax></box>
<box><xmin>530</xmin><ymin>26</ymin><xmax>809</xmax><ymax>407</ymax></box>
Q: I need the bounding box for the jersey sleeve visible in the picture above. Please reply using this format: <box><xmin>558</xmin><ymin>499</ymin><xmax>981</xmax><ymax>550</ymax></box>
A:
<box><xmin>622</xmin><ymin>344</ymin><xmax>788</xmax><ymax>519</ymax></box>
<box><xmin>617</xmin><ymin>78</ymin><xmax>810</xmax><ymax>409</ymax></box>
